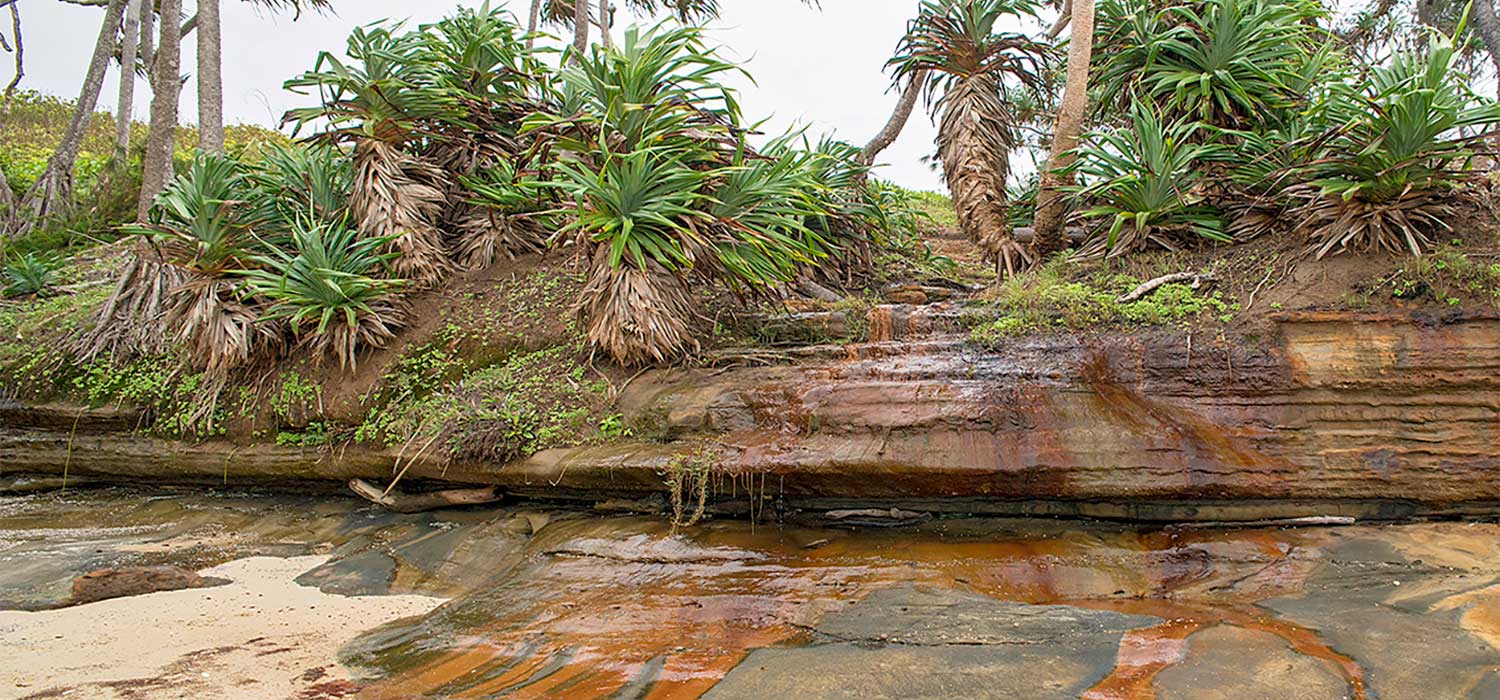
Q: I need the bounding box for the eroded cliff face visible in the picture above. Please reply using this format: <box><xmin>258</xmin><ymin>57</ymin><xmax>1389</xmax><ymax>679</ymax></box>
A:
<box><xmin>619</xmin><ymin>310</ymin><xmax>1500</xmax><ymax>504</ymax></box>
<box><xmin>4</xmin><ymin>309</ymin><xmax>1498</xmax><ymax>519</ymax></box>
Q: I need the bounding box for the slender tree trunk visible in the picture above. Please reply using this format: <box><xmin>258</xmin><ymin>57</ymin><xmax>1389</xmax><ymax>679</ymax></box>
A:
<box><xmin>115</xmin><ymin>0</ymin><xmax>142</xmax><ymax>163</ymax></box>
<box><xmin>138</xmin><ymin>0</ymin><xmax>182</xmax><ymax>220</ymax></box>
<box><xmin>1030</xmin><ymin>0</ymin><xmax>1094</xmax><ymax>258</ymax></box>
<box><xmin>1472</xmin><ymin>0</ymin><xmax>1500</xmax><ymax>93</ymax></box>
<box><xmin>15</xmin><ymin>0</ymin><xmax>126</xmax><ymax>232</ymax></box>
<box><xmin>597</xmin><ymin>0</ymin><xmax>611</xmax><ymax>49</ymax></box>
<box><xmin>2</xmin><ymin>1</ymin><xmax>22</xmax><ymax>109</ymax></box>
<box><xmin>196</xmin><ymin>0</ymin><xmax>223</xmax><ymax>153</ymax></box>
<box><xmin>1046</xmin><ymin>0</ymin><xmax>1073</xmax><ymax>39</ymax></box>
<box><xmin>525</xmin><ymin>0</ymin><xmax>542</xmax><ymax>49</ymax></box>
<box><xmin>139</xmin><ymin>0</ymin><xmax>155</xmax><ymax>72</ymax></box>
<box><xmin>571</xmin><ymin>0</ymin><xmax>589</xmax><ymax>62</ymax></box>
<box><xmin>858</xmin><ymin>72</ymin><xmax>923</xmax><ymax>168</ymax></box>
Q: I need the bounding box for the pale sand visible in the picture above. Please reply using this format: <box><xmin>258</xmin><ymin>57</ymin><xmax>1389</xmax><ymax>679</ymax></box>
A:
<box><xmin>0</xmin><ymin>556</ymin><xmax>446</xmax><ymax>700</ymax></box>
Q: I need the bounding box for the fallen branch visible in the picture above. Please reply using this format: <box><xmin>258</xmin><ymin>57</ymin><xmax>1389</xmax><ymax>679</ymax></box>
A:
<box><xmin>348</xmin><ymin>478</ymin><xmax>500</xmax><ymax>513</ymax></box>
<box><xmin>797</xmin><ymin>278</ymin><xmax>841</xmax><ymax>302</ymax></box>
<box><xmin>1170</xmin><ymin>515</ymin><xmax>1356</xmax><ymax>529</ymax></box>
<box><xmin>1116</xmin><ymin>271</ymin><xmax>1217</xmax><ymax>304</ymax></box>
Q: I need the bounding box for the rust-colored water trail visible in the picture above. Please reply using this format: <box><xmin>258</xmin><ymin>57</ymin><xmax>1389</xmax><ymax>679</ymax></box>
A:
<box><xmin>354</xmin><ymin>520</ymin><xmax>1375</xmax><ymax>700</ymax></box>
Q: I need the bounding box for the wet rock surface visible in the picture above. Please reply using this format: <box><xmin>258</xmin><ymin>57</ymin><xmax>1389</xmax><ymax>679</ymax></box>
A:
<box><xmin>4</xmin><ymin>489</ymin><xmax>1500</xmax><ymax>699</ymax></box>
<box><xmin>707</xmin><ymin>587</ymin><xmax>1157</xmax><ymax>699</ymax></box>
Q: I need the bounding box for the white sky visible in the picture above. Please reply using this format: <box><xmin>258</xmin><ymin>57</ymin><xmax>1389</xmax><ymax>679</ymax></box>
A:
<box><xmin>8</xmin><ymin>0</ymin><xmax>954</xmax><ymax>191</ymax></box>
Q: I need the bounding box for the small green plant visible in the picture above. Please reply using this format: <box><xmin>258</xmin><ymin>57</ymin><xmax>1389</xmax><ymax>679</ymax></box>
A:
<box><xmin>270</xmin><ymin>371</ymin><xmax>323</xmax><ymax>426</ymax></box>
<box><xmin>276</xmin><ymin>421</ymin><xmax>331</xmax><ymax>448</ymax></box>
<box><xmin>2</xmin><ymin>253</ymin><xmax>57</xmax><ymax>297</ymax></box>
<box><xmin>598</xmin><ymin>413</ymin><xmax>632</xmax><ymax>438</ymax></box>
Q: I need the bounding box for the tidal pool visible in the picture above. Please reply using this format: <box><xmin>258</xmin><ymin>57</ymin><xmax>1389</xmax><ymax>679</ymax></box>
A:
<box><xmin>1</xmin><ymin>486</ymin><xmax>1497</xmax><ymax>699</ymax></box>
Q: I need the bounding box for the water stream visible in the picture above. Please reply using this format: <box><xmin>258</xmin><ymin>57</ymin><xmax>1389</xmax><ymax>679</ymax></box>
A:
<box><xmin>2</xmin><ymin>487</ymin><xmax>1498</xmax><ymax>699</ymax></box>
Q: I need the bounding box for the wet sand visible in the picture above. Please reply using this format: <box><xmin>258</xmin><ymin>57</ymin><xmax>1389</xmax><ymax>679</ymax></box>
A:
<box><xmin>0</xmin><ymin>556</ymin><xmax>444</xmax><ymax>700</ymax></box>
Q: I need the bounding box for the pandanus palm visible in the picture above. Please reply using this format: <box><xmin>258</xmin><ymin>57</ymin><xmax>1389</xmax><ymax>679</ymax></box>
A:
<box><xmin>119</xmin><ymin>154</ymin><xmax>279</xmax><ymax>377</ymax></box>
<box><xmin>420</xmin><ymin>4</ymin><xmax>551</xmax><ymax>267</ymax></box>
<box><xmin>283</xmin><ymin>24</ymin><xmax>464</xmax><ymax>287</ymax></box>
<box><xmin>890</xmin><ymin>0</ymin><xmax>1050</xmax><ymax>277</ymax></box>
<box><xmin>1294</xmin><ymin>24</ymin><xmax>1500</xmax><ymax>258</ymax></box>
<box><xmin>540</xmin><ymin>25</ymin><xmax>833</xmax><ymax>364</ymax></box>
<box><xmin>1092</xmin><ymin>0</ymin><xmax>1325</xmax><ymax>129</ymax></box>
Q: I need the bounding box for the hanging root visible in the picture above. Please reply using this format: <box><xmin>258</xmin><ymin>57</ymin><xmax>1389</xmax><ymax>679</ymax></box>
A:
<box><xmin>73</xmin><ymin>247</ymin><xmax>184</xmax><ymax>363</ymax></box>
<box><xmin>663</xmin><ymin>447</ymin><xmax>715</xmax><ymax>530</ymax></box>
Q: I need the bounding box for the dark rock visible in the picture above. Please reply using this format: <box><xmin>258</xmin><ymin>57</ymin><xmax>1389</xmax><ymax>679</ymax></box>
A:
<box><xmin>70</xmin><ymin>566</ymin><xmax>229</xmax><ymax>605</ymax></box>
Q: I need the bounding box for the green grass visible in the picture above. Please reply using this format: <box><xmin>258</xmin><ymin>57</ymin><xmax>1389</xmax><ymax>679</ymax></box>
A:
<box><xmin>967</xmin><ymin>259</ymin><xmax>1237</xmax><ymax>345</ymax></box>
<box><xmin>354</xmin><ymin>339</ymin><xmax>618</xmax><ymax>463</ymax></box>
<box><xmin>1</xmin><ymin>91</ymin><xmax>292</xmax><ymax>258</ymax></box>
<box><xmin>908</xmin><ymin>189</ymin><xmax>958</xmax><ymax>231</ymax></box>
<box><xmin>1353</xmin><ymin>243</ymin><xmax>1500</xmax><ymax>307</ymax></box>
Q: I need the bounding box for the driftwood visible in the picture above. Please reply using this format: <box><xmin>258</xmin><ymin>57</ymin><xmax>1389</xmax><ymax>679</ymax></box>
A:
<box><xmin>348</xmin><ymin>478</ymin><xmax>501</xmax><ymax>513</ymax></box>
<box><xmin>1116</xmin><ymin>271</ymin><xmax>1217</xmax><ymax>304</ymax></box>
<box><xmin>797</xmin><ymin>278</ymin><xmax>841</xmax><ymax>302</ymax></box>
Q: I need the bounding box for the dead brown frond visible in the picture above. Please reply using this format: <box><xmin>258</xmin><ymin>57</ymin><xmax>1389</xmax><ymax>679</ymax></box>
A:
<box><xmin>293</xmin><ymin>297</ymin><xmax>409</xmax><ymax>373</ymax></box>
<box><xmin>1294</xmin><ymin>189</ymin><xmax>1456</xmax><ymax>259</ymax></box>
<box><xmin>576</xmin><ymin>248</ymin><xmax>699</xmax><ymax>366</ymax></box>
<box><xmin>351</xmin><ymin>139</ymin><xmax>453</xmax><ymax>287</ymax></box>
<box><xmin>451</xmin><ymin>207</ymin><xmax>545</xmax><ymax>270</ymax></box>
<box><xmin>164</xmin><ymin>275</ymin><xmax>282</xmax><ymax>378</ymax></box>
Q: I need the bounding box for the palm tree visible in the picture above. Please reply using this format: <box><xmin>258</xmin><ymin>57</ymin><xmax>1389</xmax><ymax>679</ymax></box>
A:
<box><xmin>195</xmin><ymin>1</ymin><xmax>332</xmax><ymax>155</ymax></box>
<box><xmin>1029</xmin><ymin>0</ymin><xmax>1092</xmax><ymax>257</ymax></box>
<box><xmin>891</xmin><ymin>0</ymin><xmax>1049</xmax><ymax>277</ymax></box>
<box><xmin>283</xmin><ymin>23</ymin><xmax>465</xmax><ymax>286</ymax></box>
<box><xmin>197</xmin><ymin>0</ymin><xmax>223</xmax><ymax>152</ymax></box>
<box><xmin>113</xmin><ymin>0</ymin><xmax>142</xmax><ymax>162</ymax></box>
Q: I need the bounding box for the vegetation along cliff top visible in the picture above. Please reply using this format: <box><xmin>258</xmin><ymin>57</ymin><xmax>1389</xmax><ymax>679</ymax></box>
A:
<box><xmin>2</xmin><ymin>0</ymin><xmax>1499</xmax><ymax>475</ymax></box>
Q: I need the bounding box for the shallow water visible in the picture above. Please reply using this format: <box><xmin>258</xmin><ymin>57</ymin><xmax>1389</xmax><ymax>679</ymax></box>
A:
<box><xmin>2</xmin><ymin>487</ymin><xmax>1498</xmax><ymax>699</ymax></box>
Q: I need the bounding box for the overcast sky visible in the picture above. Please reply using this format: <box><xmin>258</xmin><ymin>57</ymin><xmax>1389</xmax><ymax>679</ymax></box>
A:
<box><xmin>10</xmin><ymin>0</ymin><xmax>955</xmax><ymax>191</ymax></box>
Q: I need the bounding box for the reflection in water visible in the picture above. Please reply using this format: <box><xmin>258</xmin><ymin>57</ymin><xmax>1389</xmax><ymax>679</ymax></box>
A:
<box><xmin>351</xmin><ymin>518</ymin><xmax>1383</xmax><ymax>700</ymax></box>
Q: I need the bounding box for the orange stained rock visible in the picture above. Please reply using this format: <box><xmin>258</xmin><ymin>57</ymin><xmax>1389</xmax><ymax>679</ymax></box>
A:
<box><xmin>357</xmin><ymin>521</ymin><xmax>1383</xmax><ymax>700</ymax></box>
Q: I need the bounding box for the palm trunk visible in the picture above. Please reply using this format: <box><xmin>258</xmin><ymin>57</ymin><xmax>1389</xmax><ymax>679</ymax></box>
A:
<box><xmin>525</xmin><ymin>0</ymin><xmax>542</xmax><ymax>49</ymax></box>
<box><xmin>1030</xmin><ymin>0</ymin><xmax>1094</xmax><ymax>259</ymax></box>
<box><xmin>858</xmin><ymin>72</ymin><xmax>923</xmax><ymax>168</ymax></box>
<box><xmin>196</xmin><ymin>0</ymin><xmax>223</xmax><ymax>153</ymax></box>
<box><xmin>937</xmin><ymin>74</ymin><xmax>1024</xmax><ymax>275</ymax></box>
<box><xmin>139</xmin><ymin>0</ymin><xmax>155</xmax><ymax>72</ymax></box>
<box><xmin>15</xmin><ymin>0</ymin><xmax>126</xmax><ymax>233</ymax></box>
<box><xmin>571</xmin><ymin>0</ymin><xmax>590</xmax><ymax>62</ymax></box>
<box><xmin>138</xmin><ymin>0</ymin><xmax>183</xmax><ymax>220</ymax></box>
<box><xmin>1472</xmin><ymin>0</ymin><xmax>1500</xmax><ymax>93</ymax></box>
<box><xmin>114</xmin><ymin>0</ymin><xmax>142</xmax><ymax>163</ymax></box>
<box><xmin>598</xmin><ymin>0</ymin><xmax>611</xmax><ymax>49</ymax></box>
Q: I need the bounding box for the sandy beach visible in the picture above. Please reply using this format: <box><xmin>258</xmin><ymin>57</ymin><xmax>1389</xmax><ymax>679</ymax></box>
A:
<box><xmin>0</xmin><ymin>555</ymin><xmax>446</xmax><ymax>700</ymax></box>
